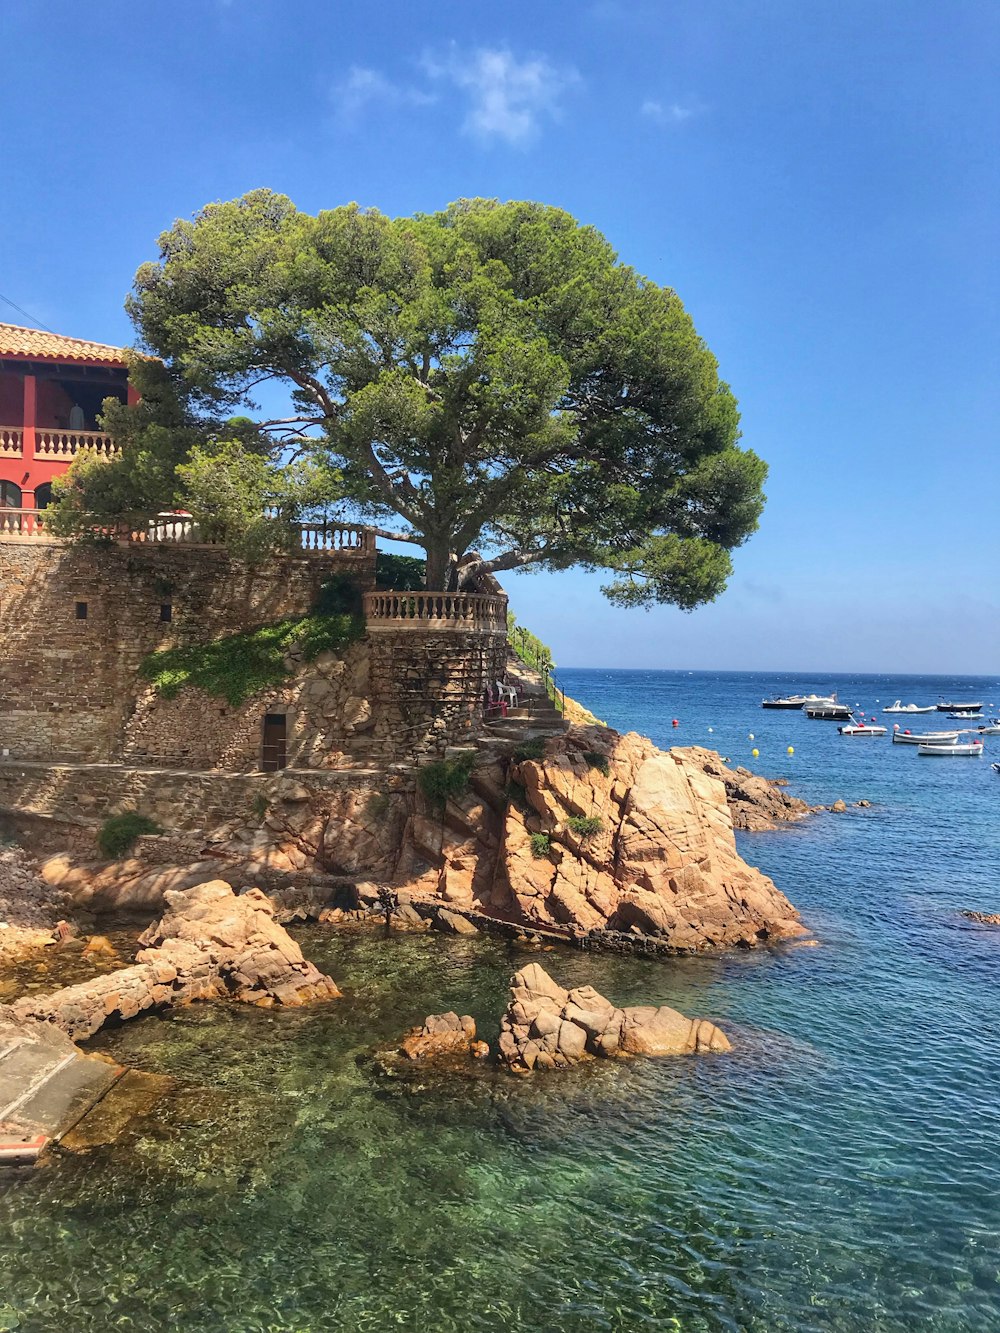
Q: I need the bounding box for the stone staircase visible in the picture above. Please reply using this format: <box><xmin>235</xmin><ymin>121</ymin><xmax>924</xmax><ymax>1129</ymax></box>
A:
<box><xmin>0</xmin><ymin>1018</ymin><xmax>124</xmax><ymax>1164</ymax></box>
<box><xmin>481</xmin><ymin>658</ymin><xmax>569</xmax><ymax>748</ymax></box>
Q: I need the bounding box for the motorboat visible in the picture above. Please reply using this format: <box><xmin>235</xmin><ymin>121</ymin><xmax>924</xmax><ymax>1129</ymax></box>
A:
<box><xmin>947</xmin><ymin>710</ymin><xmax>983</xmax><ymax>719</ymax></box>
<box><xmin>805</xmin><ymin>699</ymin><xmax>852</xmax><ymax>720</ymax></box>
<box><xmin>839</xmin><ymin>720</ymin><xmax>887</xmax><ymax>736</ymax></box>
<box><xmin>976</xmin><ymin>719</ymin><xmax>1000</xmax><ymax>735</ymax></box>
<box><xmin>937</xmin><ymin>701</ymin><xmax>982</xmax><ymax>712</ymax></box>
<box><xmin>891</xmin><ymin>729</ymin><xmax>960</xmax><ymax>746</ymax></box>
<box><xmin>761</xmin><ymin>693</ymin><xmax>835</xmax><ymax>709</ymax></box>
<box><xmin>918</xmin><ymin>741</ymin><xmax>984</xmax><ymax>756</ymax></box>
<box><xmin>883</xmin><ymin>701</ymin><xmax>936</xmax><ymax>713</ymax></box>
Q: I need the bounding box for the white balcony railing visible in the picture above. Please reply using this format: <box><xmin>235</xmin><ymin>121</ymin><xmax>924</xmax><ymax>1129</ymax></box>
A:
<box><xmin>0</xmin><ymin>425</ymin><xmax>118</xmax><ymax>461</ymax></box>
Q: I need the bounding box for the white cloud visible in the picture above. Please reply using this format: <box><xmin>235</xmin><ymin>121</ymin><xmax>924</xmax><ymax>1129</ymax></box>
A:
<box><xmin>335</xmin><ymin>65</ymin><xmax>435</xmax><ymax>120</ymax></box>
<box><xmin>424</xmin><ymin>45</ymin><xmax>579</xmax><ymax>145</ymax></box>
<box><xmin>641</xmin><ymin>98</ymin><xmax>700</xmax><ymax>125</ymax></box>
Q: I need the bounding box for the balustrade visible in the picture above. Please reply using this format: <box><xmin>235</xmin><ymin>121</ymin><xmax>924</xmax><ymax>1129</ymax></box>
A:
<box><xmin>34</xmin><ymin>429</ymin><xmax>119</xmax><ymax>460</ymax></box>
<box><xmin>0</xmin><ymin>427</ymin><xmax>22</xmax><ymax>458</ymax></box>
<box><xmin>364</xmin><ymin>590</ymin><xmax>508</xmax><ymax>633</ymax></box>
<box><xmin>0</xmin><ymin>508</ymin><xmax>47</xmax><ymax>538</ymax></box>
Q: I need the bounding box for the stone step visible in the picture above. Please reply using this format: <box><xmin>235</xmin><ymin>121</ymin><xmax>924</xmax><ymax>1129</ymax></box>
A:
<box><xmin>0</xmin><ymin>1023</ymin><xmax>125</xmax><ymax>1163</ymax></box>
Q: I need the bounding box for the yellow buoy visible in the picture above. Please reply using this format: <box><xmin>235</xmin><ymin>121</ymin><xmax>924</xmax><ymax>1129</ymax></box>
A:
<box><xmin>787</xmin><ymin>746</ymin><xmax>794</xmax><ymax>755</ymax></box>
<box><xmin>752</xmin><ymin>748</ymin><xmax>759</xmax><ymax>758</ymax></box>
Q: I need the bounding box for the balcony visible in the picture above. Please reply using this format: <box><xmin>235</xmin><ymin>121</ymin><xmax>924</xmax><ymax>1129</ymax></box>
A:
<box><xmin>0</xmin><ymin>509</ymin><xmax>377</xmax><ymax>556</ymax></box>
<box><xmin>364</xmin><ymin>590</ymin><xmax>508</xmax><ymax>634</ymax></box>
<box><xmin>0</xmin><ymin>426</ymin><xmax>118</xmax><ymax>461</ymax></box>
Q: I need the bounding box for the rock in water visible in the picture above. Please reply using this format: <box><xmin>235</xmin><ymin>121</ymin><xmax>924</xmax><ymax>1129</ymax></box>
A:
<box><xmin>399</xmin><ymin>1011</ymin><xmax>487</xmax><ymax>1063</ymax></box>
<box><xmin>496</xmin><ymin>962</ymin><xmax>731</xmax><ymax>1073</ymax></box>
<box><xmin>12</xmin><ymin>880</ymin><xmax>340</xmax><ymax>1040</ymax></box>
<box><xmin>492</xmin><ymin>727</ymin><xmax>805</xmax><ymax>951</ymax></box>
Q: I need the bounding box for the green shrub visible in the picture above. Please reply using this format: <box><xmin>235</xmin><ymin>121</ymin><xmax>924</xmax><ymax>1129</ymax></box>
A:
<box><xmin>567</xmin><ymin>815</ymin><xmax>603</xmax><ymax>838</ymax></box>
<box><xmin>376</xmin><ymin>552</ymin><xmax>426</xmax><ymax>591</ymax></box>
<box><xmin>248</xmin><ymin>791</ymin><xmax>269</xmax><ymax>822</ymax></box>
<box><xmin>505</xmin><ymin>779</ymin><xmax>529</xmax><ymax>813</ymax></box>
<box><xmin>418</xmin><ymin>754</ymin><xmax>476</xmax><ymax>810</ymax></box>
<box><xmin>139</xmin><ymin>611</ymin><xmax>363</xmax><ymax>706</ymax></box>
<box><xmin>98</xmin><ymin>811</ymin><xmax>160</xmax><ymax>859</ymax></box>
<box><xmin>582</xmin><ymin>751</ymin><xmax>610</xmax><ymax>777</ymax></box>
<box><xmin>314</xmin><ymin>573</ymin><xmax>364</xmax><ymax>616</ymax></box>
<box><xmin>513</xmin><ymin>737</ymin><xmax>547</xmax><ymax>763</ymax></box>
<box><xmin>529</xmin><ymin>832</ymin><xmax>551</xmax><ymax>859</ymax></box>
<box><xmin>365</xmin><ymin>791</ymin><xmax>390</xmax><ymax>821</ymax></box>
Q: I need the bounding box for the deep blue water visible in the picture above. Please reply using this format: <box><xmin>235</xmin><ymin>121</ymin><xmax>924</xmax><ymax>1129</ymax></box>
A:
<box><xmin>2</xmin><ymin>669</ymin><xmax>999</xmax><ymax>1332</ymax></box>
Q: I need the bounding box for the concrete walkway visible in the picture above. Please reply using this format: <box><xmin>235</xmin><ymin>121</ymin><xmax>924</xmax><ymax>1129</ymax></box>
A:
<box><xmin>0</xmin><ymin>1017</ymin><xmax>124</xmax><ymax>1163</ymax></box>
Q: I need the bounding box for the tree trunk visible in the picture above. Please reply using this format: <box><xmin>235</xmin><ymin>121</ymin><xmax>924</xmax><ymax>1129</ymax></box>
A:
<box><xmin>423</xmin><ymin>544</ymin><xmax>455</xmax><ymax>591</ymax></box>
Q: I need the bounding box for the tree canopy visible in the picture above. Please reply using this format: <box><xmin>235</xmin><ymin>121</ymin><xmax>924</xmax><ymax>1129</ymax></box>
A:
<box><xmin>52</xmin><ymin>192</ymin><xmax>767</xmax><ymax>605</ymax></box>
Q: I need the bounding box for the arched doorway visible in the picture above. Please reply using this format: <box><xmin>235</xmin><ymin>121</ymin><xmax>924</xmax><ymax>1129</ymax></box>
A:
<box><xmin>34</xmin><ymin>482</ymin><xmax>52</xmax><ymax>510</ymax></box>
<box><xmin>0</xmin><ymin>481</ymin><xmax>22</xmax><ymax>508</ymax></box>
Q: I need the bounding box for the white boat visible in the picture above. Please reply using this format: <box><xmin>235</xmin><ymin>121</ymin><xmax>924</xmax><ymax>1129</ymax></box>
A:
<box><xmin>891</xmin><ymin>730</ymin><xmax>960</xmax><ymax>746</ymax></box>
<box><xmin>839</xmin><ymin>720</ymin><xmax>887</xmax><ymax>736</ymax></box>
<box><xmin>976</xmin><ymin>719</ymin><xmax>1000</xmax><ymax>735</ymax></box>
<box><xmin>918</xmin><ymin>741</ymin><xmax>984</xmax><ymax>756</ymax></box>
<box><xmin>761</xmin><ymin>695</ymin><xmax>807</xmax><ymax>709</ymax></box>
<box><xmin>883</xmin><ymin>701</ymin><xmax>936</xmax><ymax>714</ymax></box>
<box><xmin>805</xmin><ymin>699</ymin><xmax>852</xmax><ymax>720</ymax></box>
<box><xmin>947</xmin><ymin>710</ymin><xmax>983</xmax><ymax>719</ymax></box>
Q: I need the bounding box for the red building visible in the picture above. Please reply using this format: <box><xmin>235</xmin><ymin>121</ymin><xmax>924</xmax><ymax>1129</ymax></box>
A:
<box><xmin>0</xmin><ymin>322</ymin><xmax>135</xmax><ymax>521</ymax></box>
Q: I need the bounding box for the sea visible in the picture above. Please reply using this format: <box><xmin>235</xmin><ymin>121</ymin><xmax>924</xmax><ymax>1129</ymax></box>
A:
<box><xmin>1</xmin><ymin>669</ymin><xmax>999</xmax><ymax>1333</ymax></box>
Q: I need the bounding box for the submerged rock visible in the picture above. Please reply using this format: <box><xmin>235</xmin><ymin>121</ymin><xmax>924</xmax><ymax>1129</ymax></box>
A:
<box><xmin>962</xmin><ymin>910</ymin><xmax>1000</xmax><ymax>927</ymax></box>
<box><xmin>496</xmin><ymin>962</ymin><xmax>731</xmax><ymax>1074</ymax></box>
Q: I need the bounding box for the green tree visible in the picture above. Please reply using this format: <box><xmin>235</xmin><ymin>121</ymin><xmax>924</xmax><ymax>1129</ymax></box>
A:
<box><xmin>54</xmin><ymin>191</ymin><xmax>767</xmax><ymax>605</ymax></box>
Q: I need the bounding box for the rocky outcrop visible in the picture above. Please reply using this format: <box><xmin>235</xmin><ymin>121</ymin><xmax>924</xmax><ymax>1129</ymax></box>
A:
<box><xmin>963</xmin><ymin>910</ymin><xmax>1000</xmax><ymax>926</ymax></box>
<box><xmin>0</xmin><ymin>844</ymin><xmax>67</xmax><ymax>962</ymax></box>
<box><xmin>690</xmin><ymin>749</ymin><xmax>816</xmax><ymax>831</ymax></box>
<box><xmin>486</xmin><ymin>728</ymin><xmax>804</xmax><ymax>950</ymax></box>
<box><xmin>34</xmin><ymin>727</ymin><xmax>808</xmax><ymax>956</ymax></box>
<box><xmin>496</xmin><ymin>962</ymin><xmax>731</xmax><ymax>1073</ymax></box>
<box><xmin>399</xmin><ymin>1011</ymin><xmax>489</xmax><ymax>1064</ymax></box>
<box><xmin>11</xmin><ymin>880</ymin><xmax>340</xmax><ymax>1040</ymax></box>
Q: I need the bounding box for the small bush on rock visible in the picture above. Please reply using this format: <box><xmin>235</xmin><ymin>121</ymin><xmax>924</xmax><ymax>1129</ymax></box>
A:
<box><xmin>582</xmin><ymin>751</ymin><xmax>610</xmax><ymax>777</ymax></box>
<box><xmin>365</xmin><ymin>791</ymin><xmax>390</xmax><ymax>821</ymax></box>
<box><xmin>506</xmin><ymin>779</ymin><xmax>529</xmax><ymax>813</ymax></box>
<box><xmin>529</xmin><ymin>833</ymin><xmax>551</xmax><ymax>859</ymax></box>
<box><xmin>514</xmin><ymin>737</ymin><xmax>547</xmax><ymax>763</ymax></box>
<box><xmin>98</xmin><ymin>811</ymin><xmax>161</xmax><ymax>859</ymax></box>
<box><xmin>418</xmin><ymin>755</ymin><xmax>476</xmax><ymax>811</ymax></box>
<box><xmin>567</xmin><ymin>815</ymin><xmax>603</xmax><ymax>838</ymax></box>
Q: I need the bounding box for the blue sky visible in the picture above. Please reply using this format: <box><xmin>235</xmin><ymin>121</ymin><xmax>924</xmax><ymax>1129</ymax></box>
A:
<box><xmin>3</xmin><ymin>0</ymin><xmax>998</xmax><ymax>673</ymax></box>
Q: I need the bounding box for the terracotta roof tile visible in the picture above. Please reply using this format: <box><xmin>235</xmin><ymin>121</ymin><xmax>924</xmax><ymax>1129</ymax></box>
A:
<box><xmin>0</xmin><ymin>322</ymin><xmax>129</xmax><ymax>365</ymax></box>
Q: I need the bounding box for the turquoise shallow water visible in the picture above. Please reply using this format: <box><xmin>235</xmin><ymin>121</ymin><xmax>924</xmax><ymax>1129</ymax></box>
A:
<box><xmin>2</xmin><ymin>669</ymin><xmax>1000</xmax><ymax>1332</ymax></box>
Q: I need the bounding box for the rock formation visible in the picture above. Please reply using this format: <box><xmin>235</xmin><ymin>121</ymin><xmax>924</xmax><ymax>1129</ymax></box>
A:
<box><xmin>487</xmin><ymin>728</ymin><xmax>804</xmax><ymax>950</ymax></box>
<box><xmin>496</xmin><ymin>962</ymin><xmax>731</xmax><ymax>1073</ymax></box>
<box><xmin>34</xmin><ymin>727</ymin><xmax>809</xmax><ymax>955</ymax></box>
<box><xmin>399</xmin><ymin>1011</ymin><xmax>489</xmax><ymax>1064</ymax></box>
<box><xmin>11</xmin><ymin>880</ymin><xmax>340</xmax><ymax>1040</ymax></box>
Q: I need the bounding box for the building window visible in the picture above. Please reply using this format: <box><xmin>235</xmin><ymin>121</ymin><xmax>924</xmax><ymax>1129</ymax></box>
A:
<box><xmin>160</xmin><ymin>603</ymin><xmax>172</xmax><ymax>622</ymax></box>
<box><xmin>75</xmin><ymin>601</ymin><xmax>88</xmax><ymax>620</ymax></box>
<box><xmin>0</xmin><ymin>482</ymin><xmax>21</xmax><ymax>508</ymax></box>
<box><xmin>34</xmin><ymin>483</ymin><xmax>52</xmax><ymax>510</ymax></box>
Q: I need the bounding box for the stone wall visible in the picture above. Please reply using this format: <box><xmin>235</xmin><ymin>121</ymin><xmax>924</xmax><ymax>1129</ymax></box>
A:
<box><xmin>368</xmin><ymin>628</ymin><xmax>508</xmax><ymax>759</ymax></box>
<box><xmin>0</xmin><ymin>538</ymin><xmax>375</xmax><ymax>764</ymax></box>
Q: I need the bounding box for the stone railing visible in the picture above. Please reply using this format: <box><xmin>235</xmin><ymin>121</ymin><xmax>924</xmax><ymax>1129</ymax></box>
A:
<box><xmin>0</xmin><ymin>509</ymin><xmax>377</xmax><ymax>556</ymax></box>
<box><xmin>364</xmin><ymin>590</ymin><xmax>508</xmax><ymax>633</ymax></box>
<box><xmin>0</xmin><ymin>508</ymin><xmax>48</xmax><ymax>538</ymax></box>
<box><xmin>0</xmin><ymin>426</ymin><xmax>118</xmax><ymax>460</ymax></box>
<box><xmin>35</xmin><ymin>429</ymin><xmax>119</xmax><ymax>460</ymax></box>
<box><xmin>0</xmin><ymin>427</ymin><xmax>22</xmax><ymax>458</ymax></box>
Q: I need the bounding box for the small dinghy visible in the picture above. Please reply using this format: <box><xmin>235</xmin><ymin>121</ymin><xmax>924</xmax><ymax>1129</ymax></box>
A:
<box><xmin>976</xmin><ymin>719</ymin><xmax>1000</xmax><ymax>735</ymax></box>
<box><xmin>992</xmin><ymin>763</ymin><xmax>1000</xmax><ymax>774</ymax></box>
<box><xmin>883</xmin><ymin>700</ymin><xmax>936</xmax><ymax>713</ymax></box>
<box><xmin>839</xmin><ymin>719</ymin><xmax>887</xmax><ymax>736</ymax></box>
<box><xmin>892</xmin><ymin>729</ymin><xmax>960</xmax><ymax>745</ymax></box>
<box><xmin>918</xmin><ymin>741</ymin><xmax>984</xmax><ymax>756</ymax></box>
<box><xmin>947</xmin><ymin>710</ymin><xmax>983</xmax><ymax>719</ymax></box>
